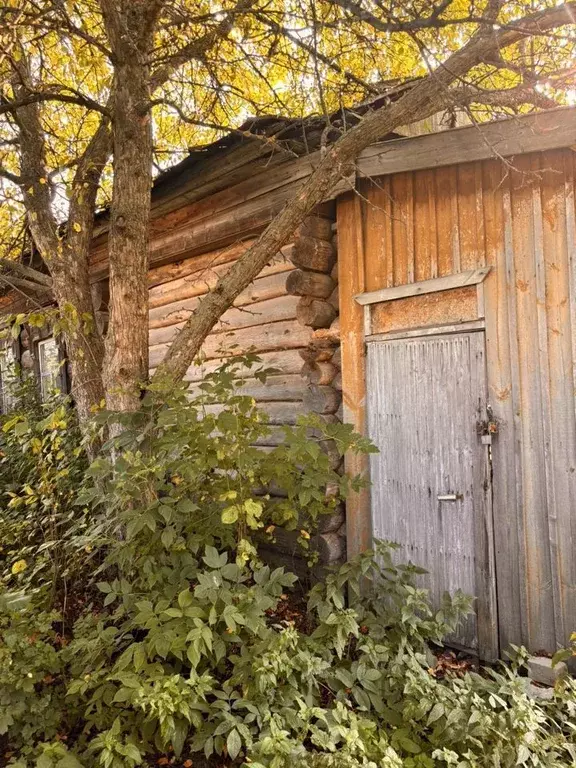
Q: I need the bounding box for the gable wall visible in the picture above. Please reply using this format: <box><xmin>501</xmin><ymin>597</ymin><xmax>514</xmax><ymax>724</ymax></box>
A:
<box><xmin>338</xmin><ymin>148</ymin><xmax>576</xmax><ymax>654</ymax></box>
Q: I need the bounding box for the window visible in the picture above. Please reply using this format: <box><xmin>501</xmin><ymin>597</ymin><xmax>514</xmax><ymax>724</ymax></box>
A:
<box><xmin>37</xmin><ymin>337</ymin><xmax>61</xmax><ymax>401</ymax></box>
<box><xmin>0</xmin><ymin>346</ymin><xmax>15</xmax><ymax>413</ymax></box>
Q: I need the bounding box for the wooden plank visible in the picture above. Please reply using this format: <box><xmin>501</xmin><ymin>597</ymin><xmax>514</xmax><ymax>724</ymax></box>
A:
<box><xmin>457</xmin><ymin>163</ymin><xmax>484</xmax><ymax>271</ymax></box>
<box><xmin>509</xmin><ymin>157</ymin><xmax>555</xmax><ymax>652</ymax></box>
<box><xmin>355</xmin><ymin>267</ymin><xmax>491</xmax><ymax>305</ymax></box>
<box><xmin>435</xmin><ymin>166</ymin><xmax>459</xmax><ymax>277</ymax></box>
<box><xmin>337</xmin><ymin>193</ymin><xmax>371</xmax><ymax>557</ymax></box>
<box><xmin>149</xmin><ymin>318</ymin><xmax>312</xmax><ymax>368</ymax></box>
<box><xmin>149</xmin><ymin>294</ymin><xmax>299</xmax><ymax>345</ymax></box>
<box><xmin>481</xmin><ymin>158</ymin><xmax>525</xmax><ymax>650</ymax></box>
<box><xmin>543</xmin><ymin>149</ymin><xmax>576</xmax><ymax>647</ymax></box>
<box><xmin>370</xmin><ymin>285</ymin><xmax>478</xmax><ymax>335</ymax></box>
<box><xmin>149</xmin><ymin>270</ymin><xmax>294</xmax><ymax>329</ymax></box>
<box><xmin>358</xmin><ymin>106</ymin><xmax>576</xmax><ymax>178</ymax></box>
<box><xmin>363</xmin><ymin>180</ymin><xmax>391</xmax><ymax>292</ymax></box>
<box><xmin>367</xmin><ymin>319</ymin><xmax>485</xmax><ymax>342</ymax></box>
<box><xmin>414</xmin><ymin>168</ymin><xmax>436</xmax><ymax>282</ymax></box>
<box><xmin>391</xmin><ymin>174</ymin><xmax>410</xmax><ymax>286</ymax></box>
<box><xmin>531</xmin><ymin>153</ymin><xmax>563</xmax><ymax>648</ymax></box>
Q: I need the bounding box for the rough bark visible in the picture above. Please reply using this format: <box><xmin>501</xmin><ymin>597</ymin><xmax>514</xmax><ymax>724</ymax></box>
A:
<box><xmin>10</xmin><ymin>57</ymin><xmax>107</xmax><ymax>426</ymax></box>
<box><xmin>154</xmin><ymin>1</ymin><xmax>576</xmax><ymax>384</ymax></box>
<box><xmin>100</xmin><ymin>1</ymin><xmax>156</xmax><ymax>412</ymax></box>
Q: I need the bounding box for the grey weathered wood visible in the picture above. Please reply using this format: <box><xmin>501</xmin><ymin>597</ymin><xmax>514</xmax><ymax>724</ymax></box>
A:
<box><xmin>358</xmin><ymin>106</ymin><xmax>576</xmax><ymax>179</ymax></box>
<box><xmin>303</xmin><ymin>385</ymin><xmax>341</xmax><ymax>415</ymax></box>
<box><xmin>366</xmin><ymin>331</ymin><xmax>498</xmax><ymax>658</ymax></box>
<box><xmin>355</xmin><ymin>267</ymin><xmax>491</xmax><ymax>306</ymax></box>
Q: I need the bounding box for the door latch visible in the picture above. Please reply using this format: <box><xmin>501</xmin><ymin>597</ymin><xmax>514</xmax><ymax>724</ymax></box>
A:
<box><xmin>437</xmin><ymin>493</ymin><xmax>462</xmax><ymax>502</ymax></box>
<box><xmin>477</xmin><ymin>406</ymin><xmax>499</xmax><ymax>444</ymax></box>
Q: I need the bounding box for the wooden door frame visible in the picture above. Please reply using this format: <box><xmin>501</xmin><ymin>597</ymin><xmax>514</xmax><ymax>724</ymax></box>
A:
<box><xmin>365</xmin><ymin>329</ymin><xmax>499</xmax><ymax>659</ymax></box>
<box><xmin>338</xmin><ymin>192</ymin><xmax>498</xmax><ymax>656</ymax></box>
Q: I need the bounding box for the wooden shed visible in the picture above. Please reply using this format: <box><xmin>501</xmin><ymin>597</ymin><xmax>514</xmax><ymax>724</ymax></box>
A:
<box><xmin>2</xmin><ymin>106</ymin><xmax>576</xmax><ymax>659</ymax></box>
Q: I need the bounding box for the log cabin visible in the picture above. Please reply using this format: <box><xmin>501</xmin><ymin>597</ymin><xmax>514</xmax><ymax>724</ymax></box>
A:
<box><xmin>2</xmin><ymin>105</ymin><xmax>576</xmax><ymax>660</ymax></box>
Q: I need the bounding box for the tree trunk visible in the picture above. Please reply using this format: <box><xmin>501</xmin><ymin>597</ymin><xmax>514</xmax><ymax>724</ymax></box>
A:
<box><xmin>11</xmin><ymin>56</ymin><xmax>106</xmax><ymax>425</ymax></box>
<box><xmin>101</xmin><ymin>5</ymin><xmax>154</xmax><ymax>412</ymax></box>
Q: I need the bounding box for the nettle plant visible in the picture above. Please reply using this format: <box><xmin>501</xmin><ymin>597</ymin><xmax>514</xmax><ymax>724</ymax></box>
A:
<box><xmin>1</xmin><ymin>357</ymin><xmax>576</xmax><ymax>768</ymax></box>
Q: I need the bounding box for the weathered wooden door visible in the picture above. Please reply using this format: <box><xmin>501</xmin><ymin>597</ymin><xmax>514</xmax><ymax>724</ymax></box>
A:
<box><xmin>366</xmin><ymin>331</ymin><xmax>498</xmax><ymax>657</ymax></box>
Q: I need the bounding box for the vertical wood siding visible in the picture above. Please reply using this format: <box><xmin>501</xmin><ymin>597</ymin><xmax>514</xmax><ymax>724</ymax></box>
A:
<box><xmin>338</xmin><ymin>149</ymin><xmax>576</xmax><ymax>652</ymax></box>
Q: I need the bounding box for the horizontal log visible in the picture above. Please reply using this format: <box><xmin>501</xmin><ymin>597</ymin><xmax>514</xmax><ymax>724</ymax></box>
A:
<box><xmin>303</xmin><ymin>385</ymin><xmax>342</xmax><ymax>415</ymax></box>
<box><xmin>182</xmin><ymin>349</ymin><xmax>306</xmax><ymax>382</ymax></box>
<box><xmin>316</xmin><ymin>508</ymin><xmax>345</xmax><ymax>534</ymax></box>
<box><xmin>147</xmin><ymin>240</ymin><xmax>255</xmax><ymax>288</ymax></box>
<box><xmin>296</xmin><ymin>297</ymin><xmax>337</xmax><ymax>329</ymax></box>
<box><xmin>149</xmin><ymin>249</ymin><xmax>292</xmax><ymax>309</ymax></box>
<box><xmin>285</xmin><ymin>270</ymin><xmax>335</xmax><ymax>299</ymax></box>
<box><xmin>149</xmin><ymin>294</ymin><xmax>299</xmax><ymax>346</ymax></box>
<box><xmin>328</xmin><ymin>286</ymin><xmax>339</xmax><ymax>310</ymax></box>
<box><xmin>149</xmin><ymin>270</ymin><xmax>295</xmax><ymax>329</ymax></box>
<box><xmin>288</xmin><ymin>236</ymin><xmax>335</xmax><ymax>273</ymax></box>
<box><xmin>311</xmin><ymin>318</ymin><xmax>340</xmax><ymax>346</ymax></box>
<box><xmin>261</xmin><ymin>528</ymin><xmax>345</xmax><ymax>564</ymax></box>
<box><xmin>90</xmin><ymin>175</ymin><xmax>308</xmax><ymax>279</ymax></box>
<box><xmin>149</xmin><ymin>319</ymin><xmax>312</xmax><ymax>368</ymax></box>
<box><xmin>188</xmin><ymin>374</ymin><xmax>307</xmax><ymax>403</ymax></box>
<box><xmin>298</xmin><ymin>216</ymin><xmax>334</xmax><ymax>241</ymax></box>
<box><xmin>301</xmin><ymin>361</ymin><xmax>338</xmax><ymax>386</ymax></box>
<box><xmin>200</xmin><ymin>400</ymin><xmax>308</xmax><ymax>425</ymax></box>
<box><xmin>298</xmin><ymin>345</ymin><xmax>336</xmax><ymax>364</ymax></box>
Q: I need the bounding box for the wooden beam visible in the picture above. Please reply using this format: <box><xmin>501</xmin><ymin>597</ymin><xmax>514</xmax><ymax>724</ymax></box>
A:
<box><xmin>358</xmin><ymin>106</ymin><xmax>576</xmax><ymax>179</ymax></box>
<box><xmin>337</xmin><ymin>193</ymin><xmax>372</xmax><ymax>558</ymax></box>
<box><xmin>354</xmin><ymin>267</ymin><xmax>491</xmax><ymax>305</ymax></box>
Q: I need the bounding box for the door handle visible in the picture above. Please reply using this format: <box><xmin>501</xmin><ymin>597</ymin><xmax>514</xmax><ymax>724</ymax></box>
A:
<box><xmin>437</xmin><ymin>493</ymin><xmax>460</xmax><ymax>501</ymax></box>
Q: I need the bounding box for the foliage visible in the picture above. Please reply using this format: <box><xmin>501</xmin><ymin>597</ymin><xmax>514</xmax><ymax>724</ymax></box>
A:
<box><xmin>0</xmin><ymin>361</ymin><xmax>576</xmax><ymax>767</ymax></box>
<box><xmin>0</xmin><ymin>376</ymin><xmax>89</xmax><ymax>602</ymax></box>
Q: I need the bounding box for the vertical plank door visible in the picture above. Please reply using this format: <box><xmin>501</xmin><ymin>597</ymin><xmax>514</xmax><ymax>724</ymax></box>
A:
<box><xmin>367</xmin><ymin>331</ymin><xmax>498</xmax><ymax>657</ymax></box>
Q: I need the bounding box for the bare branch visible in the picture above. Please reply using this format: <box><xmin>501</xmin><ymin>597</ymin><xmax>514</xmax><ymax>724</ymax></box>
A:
<box><xmin>0</xmin><ymin>257</ymin><xmax>52</xmax><ymax>287</ymax></box>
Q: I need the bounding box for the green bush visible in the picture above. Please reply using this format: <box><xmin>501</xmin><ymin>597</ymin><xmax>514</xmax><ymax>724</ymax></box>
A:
<box><xmin>0</xmin><ymin>358</ymin><xmax>575</xmax><ymax>768</ymax></box>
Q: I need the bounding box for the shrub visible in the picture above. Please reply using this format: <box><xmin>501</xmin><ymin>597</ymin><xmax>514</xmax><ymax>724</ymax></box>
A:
<box><xmin>0</xmin><ymin>358</ymin><xmax>575</xmax><ymax>768</ymax></box>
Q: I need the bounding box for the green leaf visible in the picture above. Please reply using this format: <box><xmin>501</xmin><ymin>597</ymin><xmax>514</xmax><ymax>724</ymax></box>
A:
<box><xmin>427</xmin><ymin>702</ymin><xmax>444</xmax><ymax>725</ymax></box>
<box><xmin>227</xmin><ymin>729</ymin><xmax>242</xmax><ymax>760</ymax></box>
<box><xmin>178</xmin><ymin>589</ymin><xmax>194</xmax><ymax>609</ymax></box>
<box><xmin>221</xmin><ymin>505</ymin><xmax>239</xmax><ymax>524</ymax></box>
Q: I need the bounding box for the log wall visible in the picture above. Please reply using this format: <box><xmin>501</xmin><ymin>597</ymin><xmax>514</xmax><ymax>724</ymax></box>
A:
<box><xmin>146</xmin><ymin>209</ymin><xmax>345</xmax><ymax>573</ymax></box>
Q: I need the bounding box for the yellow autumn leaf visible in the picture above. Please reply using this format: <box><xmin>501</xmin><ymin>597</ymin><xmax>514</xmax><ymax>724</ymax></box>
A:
<box><xmin>11</xmin><ymin>559</ymin><xmax>27</xmax><ymax>575</ymax></box>
<box><xmin>73</xmin><ymin>222</ymin><xmax>82</xmax><ymax>232</ymax></box>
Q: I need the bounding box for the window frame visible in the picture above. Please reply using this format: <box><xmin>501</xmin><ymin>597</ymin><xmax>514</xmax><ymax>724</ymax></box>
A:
<box><xmin>36</xmin><ymin>336</ymin><xmax>66</xmax><ymax>401</ymax></box>
<box><xmin>0</xmin><ymin>340</ymin><xmax>17</xmax><ymax>414</ymax></box>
